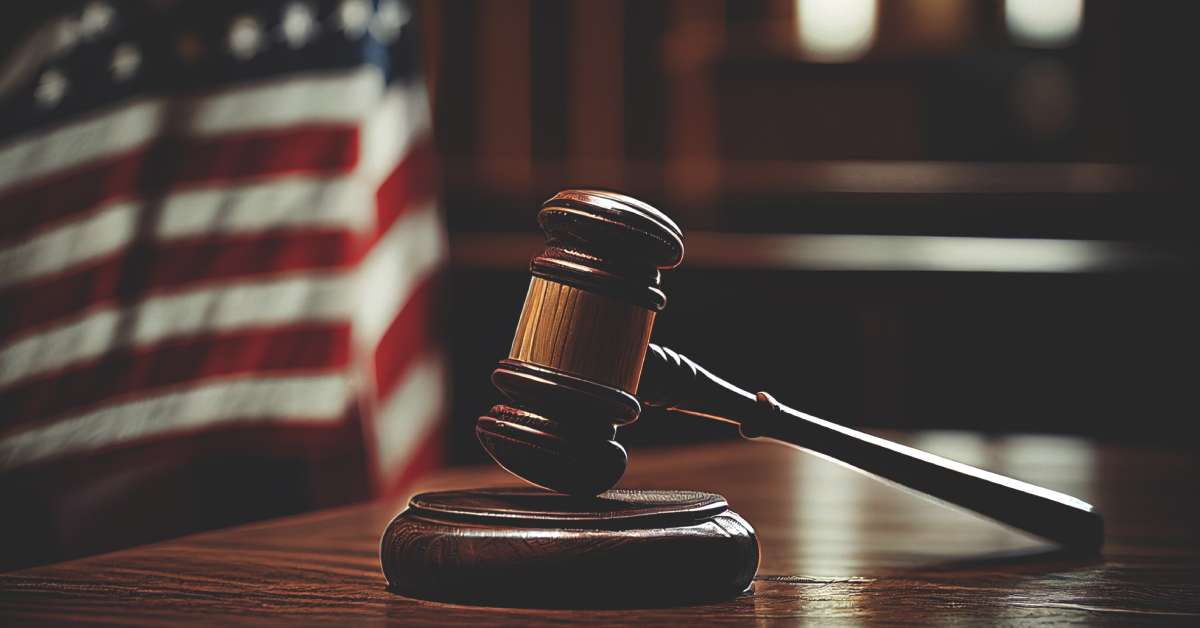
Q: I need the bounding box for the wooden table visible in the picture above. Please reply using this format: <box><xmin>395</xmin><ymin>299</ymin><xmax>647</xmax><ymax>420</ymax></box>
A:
<box><xmin>2</xmin><ymin>432</ymin><xmax>1198</xmax><ymax>624</ymax></box>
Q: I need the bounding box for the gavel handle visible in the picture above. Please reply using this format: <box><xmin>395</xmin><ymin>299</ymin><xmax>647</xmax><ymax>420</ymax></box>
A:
<box><xmin>639</xmin><ymin>344</ymin><xmax>1104</xmax><ymax>552</ymax></box>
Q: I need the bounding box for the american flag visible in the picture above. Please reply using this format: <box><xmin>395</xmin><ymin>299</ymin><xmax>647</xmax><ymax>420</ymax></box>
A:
<box><xmin>0</xmin><ymin>0</ymin><xmax>444</xmax><ymax>567</ymax></box>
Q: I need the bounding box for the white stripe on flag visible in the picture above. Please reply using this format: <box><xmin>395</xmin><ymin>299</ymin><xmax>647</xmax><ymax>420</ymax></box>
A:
<box><xmin>0</xmin><ymin>274</ymin><xmax>352</xmax><ymax>389</ymax></box>
<box><xmin>185</xmin><ymin>67</ymin><xmax>387</xmax><ymax>135</ymax></box>
<box><xmin>2</xmin><ymin>82</ymin><xmax>430</xmax><ymax>288</ymax></box>
<box><xmin>155</xmin><ymin>175</ymin><xmax>376</xmax><ymax>239</ymax></box>
<box><xmin>131</xmin><ymin>274</ymin><xmax>352</xmax><ymax>343</ymax></box>
<box><xmin>0</xmin><ymin>201</ymin><xmax>139</xmax><ymax>289</ymax></box>
<box><xmin>359</xmin><ymin>82</ymin><xmax>432</xmax><ymax>182</ymax></box>
<box><xmin>156</xmin><ymin>82</ymin><xmax>432</xmax><ymax>240</ymax></box>
<box><xmin>374</xmin><ymin>352</ymin><xmax>446</xmax><ymax>476</ymax></box>
<box><xmin>353</xmin><ymin>200</ymin><xmax>446</xmax><ymax>351</ymax></box>
<box><xmin>0</xmin><ymin>66</ymin><xmax>401</xmax><ymax>196</ymax></box>
<box><xmin>0</xmin><ymin>308</ymin><xmax>121</xmax><ymax>388</ymax></box>
<box><xmin>0</xmin><ymin>373</ymin><xmax>351</xmax><ymax>470</ymax></box>
<box><xmin>0</xmin><ymin>99</ymin><xmax>164</xmax><ymax>195</ymax></box>
<box><xmin>0</xmin><ymin>202</ymin><xmax>447</xmax><ymax>389</ymax></box>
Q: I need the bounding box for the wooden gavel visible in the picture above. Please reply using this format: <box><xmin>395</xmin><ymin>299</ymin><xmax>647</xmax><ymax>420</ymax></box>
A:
<box><xmin>476</xmin><ymin>189</ymin><xmax>1103</xmax><ymax>552</ymax></box>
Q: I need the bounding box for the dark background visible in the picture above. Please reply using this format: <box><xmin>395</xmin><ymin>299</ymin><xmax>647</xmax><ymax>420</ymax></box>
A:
<box><xmin>7</xmin><ymin>1</ymin><xmax>1192</xmax><ymax>467</ymax></box>
<box><xmin>416</xmin><ymin>0</ymin><xmax>1199</xmax><ymax>465</ymax></box>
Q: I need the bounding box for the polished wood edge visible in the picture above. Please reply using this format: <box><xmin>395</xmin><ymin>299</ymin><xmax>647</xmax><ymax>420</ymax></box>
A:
<box><xmin>379</xmin><ymin>492</ymin><xmax>760</xmax><ymax>608</ymax></box>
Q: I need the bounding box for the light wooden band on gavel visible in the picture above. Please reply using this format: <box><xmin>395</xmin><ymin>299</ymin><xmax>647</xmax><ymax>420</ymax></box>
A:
<box><xmin>509</xmin><ymin>277</ymin><xmax>656</xmax><ymax>394</ymax></box>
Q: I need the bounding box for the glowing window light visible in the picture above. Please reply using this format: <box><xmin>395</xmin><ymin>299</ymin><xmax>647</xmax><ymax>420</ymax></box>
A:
<box><xmin>795</xmin><ymin>0</ymin><xmax>878</xmax><ymax>62</ymax></box>
<box><xmin>1005</xmin><ymin>0</ymin><xmax>1084</xmax><ymax>48</ymax></box>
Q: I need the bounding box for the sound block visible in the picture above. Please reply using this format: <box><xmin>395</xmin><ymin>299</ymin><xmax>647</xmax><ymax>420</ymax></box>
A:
<box><xmin>380</xmin><ymin>487</ymin><xmax>759</xmax><ymax>607</ymax></box>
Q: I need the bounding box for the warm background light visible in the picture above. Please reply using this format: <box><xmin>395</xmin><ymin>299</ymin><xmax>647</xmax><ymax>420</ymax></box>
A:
<box><xmin>1005</xmin><ymin>0</ymin><xmax>1085</xmax><ymax>48</ymax></box>
<box><xmin>794</xmin><ymin>0</ymin><xmax>878</xmax><ymax>62</ymax></box>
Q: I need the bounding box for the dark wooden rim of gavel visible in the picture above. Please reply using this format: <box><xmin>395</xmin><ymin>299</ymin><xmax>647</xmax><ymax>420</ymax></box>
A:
<box><xmin>476</xmin><ymin>189</ymin><xmax>1103</xmax><ymax>553</ymax></box>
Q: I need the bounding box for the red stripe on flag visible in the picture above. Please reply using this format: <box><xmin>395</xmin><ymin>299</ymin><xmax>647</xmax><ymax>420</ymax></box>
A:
<box><xmin>171</xmin><ymin>126</ymin><xmax>359</xmax><ymax>186</ymax></box>
<box><xmin>0</xmin><ymin>325</ymin><xmax>351</xmax><ymax>434</ymax></box>
<box><xmin>1</xmin><ymin>139</ymin><xmax>434</xmax><ymax>342</ymax></box>
<box><xmin>375</xmin><ymin>139</ymin><xmax>435</xmax><ymax>235</ymax></box>
<box><xmin>373</xmin><ymin>273</ymin><xmax>439</xmax><ymax>399</ymax></box>
<box><xmin>0</xmin><ymin>230</ymin><xmax>363</xmax><ymax>342</ymax></box>
<box><xmin>0</xmin><ymin>126</ymin><xmax>360</xmax><ymax>244</ymax></box>
<box><xmin>0</xmin><ymin>149</ymin><xmax>145</xmax><ymax>244</ymax></box>
<box><xmin>140</xmin><ymin>230</ymin><xmax>364</xmax><ymax>284</ymax></box>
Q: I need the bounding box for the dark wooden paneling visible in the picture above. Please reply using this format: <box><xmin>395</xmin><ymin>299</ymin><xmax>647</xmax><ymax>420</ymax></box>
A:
<box><xmin>530</xmin><ymin>0</ymin><xmax>568</xmax><ymax>162</ymax></box>
<box><xmin>623</xmin><ymin>0</ymin><xmax>668</xmax><ymax>161</ymax></box>
<box><xmin>431</xmin><ymin>0</ymin><xmax>479</xmax><ymax>161</ymax></box>
<box><xmin>443</xmin><ymin>259</ymin><xmax>1199</xmax><ymax>468</ymax></box>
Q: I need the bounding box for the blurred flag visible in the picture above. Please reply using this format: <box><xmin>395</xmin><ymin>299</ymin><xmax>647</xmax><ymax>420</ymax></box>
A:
<box><xmin>0</xmin><ymin>0</ymin><xmax>444</xmax><ymax>568</ymax></box>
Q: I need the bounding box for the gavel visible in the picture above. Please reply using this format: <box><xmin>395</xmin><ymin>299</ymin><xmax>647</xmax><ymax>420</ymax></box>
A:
<box><xmin>476</xmin><ymin>189</ymin><xmax>1103</xmax><ymax>552</ymax></box>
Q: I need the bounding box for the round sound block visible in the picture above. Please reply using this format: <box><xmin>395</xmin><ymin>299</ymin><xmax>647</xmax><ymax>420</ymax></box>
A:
<box><xmin>380</xmin><ymin>487</ymin><xmax>759</xmax><ymax>607</ymax></box>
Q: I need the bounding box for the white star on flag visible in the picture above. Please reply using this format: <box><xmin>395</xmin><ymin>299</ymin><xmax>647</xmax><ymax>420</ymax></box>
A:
<box><xmin>229</xmin><ymin>15</ymin><xmax>265</xmax><ymax>60</ymax></box>
<box><xmin>79</xmin><ymin>2</ymin><xmax>116</xmax><ymax>39</ymax></box>
<box><xmin>281</xmin><ymin>3</ymin><xmax>318</xmax><ymax>49</ymax></box>
<box><xmin>34</xmin><ymin>68</ymin><xmax>68</xmax><ymax>108</ymax></box>
<box><xmin>50</xmin><ymin>18</ymin><xmax>81</xmax><ymax>55</ymax></box>
<box><xmin>110</xmin><ymin>43</ymin><xmax>141</xmax><ymax>81</ymax></box>
<box><xmin>336</xmin><ymin>0</ymin><xmax>371</xmax><ymax>39</ymax></box>
<box><xmin>371</xmin><ymin>0</ymin><xmax>409</xmax><ymax>43</ymax></box>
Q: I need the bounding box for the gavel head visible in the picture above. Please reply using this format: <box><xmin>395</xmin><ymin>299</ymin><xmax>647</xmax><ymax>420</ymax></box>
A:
<box><xmin>476</xmin><ymin>189</ymin><xmax>684</xmax><ymax>496</ymax></box>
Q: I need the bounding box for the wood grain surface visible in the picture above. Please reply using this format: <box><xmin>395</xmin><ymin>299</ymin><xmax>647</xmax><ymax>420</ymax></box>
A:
<box><xmin>509</xmin><ymin>276</ymin><xmax>655</xmax><ymax>393</ymax></box>
<box><xmin>380</xmin><ymin>488</ymin><xmax>758</xmax><ymax>606</ymax></box>
<box><xmin>2</xmin><ymin>432</ymin><xmax>1198</xmax><ymax>625</ymax></box>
